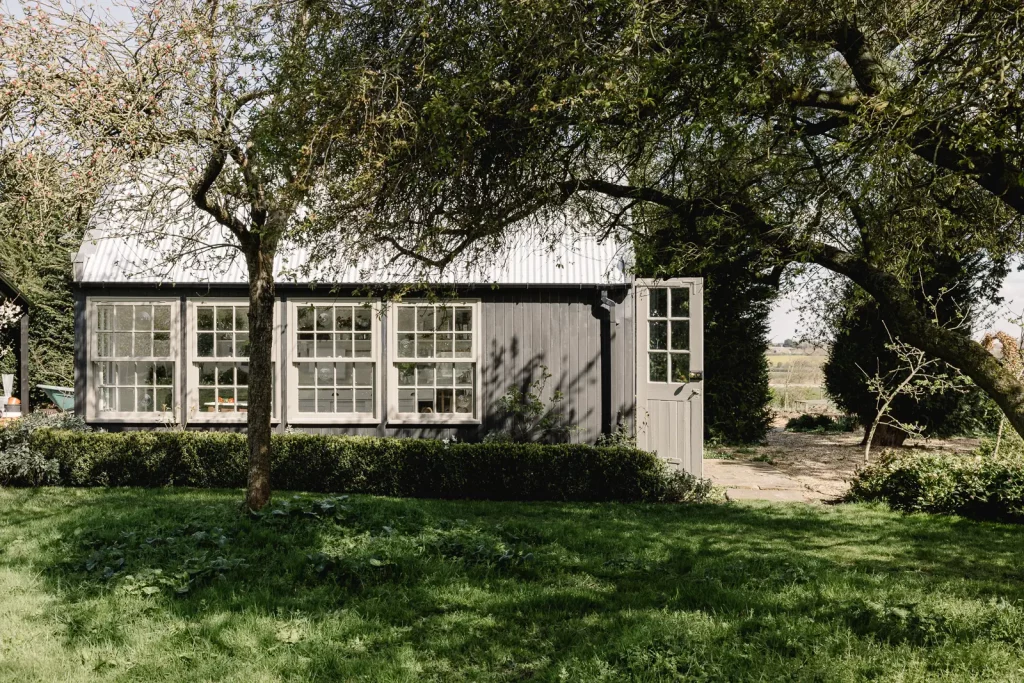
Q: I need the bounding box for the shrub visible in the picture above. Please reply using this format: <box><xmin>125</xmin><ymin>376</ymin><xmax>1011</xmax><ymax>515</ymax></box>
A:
<box><xmin>0</xmin><ymin>412</ymin><xmax>90</xmax><ymax>486</ymax></box>
<box><xmin>848</xmin><ymin>450</ymin><xmax>1024</xmax><ymax>522</ymax></box>
<box><xmin>23</xmin><ymin>430</ymin><xmax>714</xmax><ymax>504</ymax></box>
<box><xmin>784</xmin><ymin>414</ymin><xmax>856</xmax><ymax>433</ymax></box>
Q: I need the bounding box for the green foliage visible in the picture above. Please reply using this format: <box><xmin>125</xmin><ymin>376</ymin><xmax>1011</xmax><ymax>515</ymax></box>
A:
<box><xmin>784</xmin><ymin>414</ymin><xmax>856</xmax><ymax>434</ymax></box>
<box><xmin>483</xmin><ymin>366</ymin><xmax>576</xmax><ymax>443</ymax></box>
<box><xmin>23</xmin><ymin>430</ymin><xmax>712</xmax><ymax>503</ymax></box>
<box><xmin>848</xmin><ymin>451</ymin><xmax>1024</xmax><ymax>523</ymax></box>
<box><xmin>0</xmin><ymin>412</ymin><xmax>89</xmax><ymax>486</ymax></box>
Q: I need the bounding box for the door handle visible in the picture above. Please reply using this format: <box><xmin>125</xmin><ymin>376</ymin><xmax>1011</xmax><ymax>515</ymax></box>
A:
<box><xmin>690</xmin><ymin>371</ymin><xmax>703</xmax><ymax>382</ymax></box>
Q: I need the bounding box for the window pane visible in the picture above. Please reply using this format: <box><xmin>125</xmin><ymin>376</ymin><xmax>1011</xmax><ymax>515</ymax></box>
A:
<box><xmin>297</xmin><ymin>306</ymin><xmax>315</xmax><ymax>332</ymax></box>
<box><xmin>336</xmin><ymin>388</ymin><xmax>354</xmax><ymax>412</ymax></box>
<box><xmin>416</xmin><ymin>307</ymin><xmax>434</xmax><ymax>332</ymax></box>
<box><xmin>138</xmin><ymin>363</ymin><xmax>155</xmax><ymax>386</ymax></box>
<box><xmin>197</xmin><ymin>332</ymin><xmax>214</xmax><ymax>357</ymax></box>
<box><xmin>153</xmin><ymin>305</ymin><xmax>172</xmax><ymax>331</ymax></box>
<box><xmin>96</xmin><ymin>333</ymin><xmax>112</xmax><ymax>357</ymax></box>
<box><xmin>454</xmin><ymin>363</ymin><xmax>474</xmax><ymax>385</ymax></box>
<box><xmin>199</xmin><ymin>388</ymin><xmax>216</xmax><ymax>411</ymax></box>
<box><xmin>137</xmin><ymin>388</ymin><xmax>154</xmax><ymax>412</ymax></box>
<box><xmin>316</xmin><ymin>363</ymin><xmax>334</xmax><ymax>386</ymax></box>
<box><xmin>435</xmin><ymin>307</ymin><xmax>453</xmax><ymax>331</ymax></box>
<box><xmin>216</xmin><ymin>307</ymin><xmax>233</xmax><ymax>331</ymax></box>
<box><xmin>353</xmin><ymin>333</ymin><xmax>372</xmax><ymax>358</ymax></box>
<box><xmin>297</xmin><ymin>362</ymin><xmax>315</xmax><ymax>386</ymax></box>
<box><xmin>199</xmin><ymin>363</ymin><xmax>216</xmax><ymax>385</ymax></box>
<box><xmin>416</xmin><ymin>334</ymin><xmax>434</xmax><ymax>358</ymax></box>
<box><xmin>397</xmin><ymin>364</ymin><xmax>415</xmax><ymax>386</ymax></box>
<box><xmin>398</xmin><ymin>388</ymin><xmax>415</xmax><ymax>413</ymax></box>
<box><xmin>354</xmin><ymin>307</ymin><xmax>371</xmax><ymax>332</ymax></box>
<box><xmin>134</xmin><ymin>306</ymin><xmax>153</xmax><ymax>330</ymax></box>
<box><xmin>354</xmin><ymin>388</ymin><xmax>373</xmax><ymax>413</ymax></box>
<box><xmin>116</xmin><ymin>361</ymin><xmax>135</xmax><ymax>385</ymax></box>
<box><xmin>118</xmin><ymin>387</ymin><xmax>135</xmax><ymax>412</ymax></box>
<box><xmin>97</xmin><ymin>306</ymin><xmax>113</xmax><ymax>331</ymax></box>
<box><xmin>649</xmin><ymin>289</ymin><xmax>667</xmax><ymax>318</ymax></box>
<box><xmin>671</xmin><ymin>353</ymin><xmax>690</xmax><ymax>383</ymax></box>
<box><xmin>397</xmin><ymin>306</ymin><xmax>415</xmax><ymax>332</ymax></box>
<box><xmin>649</xmin><ymin>321</ymin><xmax>668</xmax><ymax>350</ymax></box>
<box><xmin>153</xmin><ymin>332</ymin><xmax>171</xmax><ymax>357</ymax></box>
<box><xmin>454</xmin><ymin>334</ymin><xmax>472</xmax><ymax>358</ymax></box>
<box><xmin>115</xmin><ymin>305</ymin><xmax>134</xmax><ymax>331</ymax></box>
<box><xmin>235</xmin><ymin>333</ymin><xmax>249</xmax><ymax>357</ymax></box>
<box><xmin>217</xmin><ymin>388</ymin><xmax>236</xmax><ymax>410</ymax></box>
<box><xmin>316</xmin><ymin>306</ymin><xmax>333</xmax><ymax>331</ymax></box>
<box><xmin>235</xmin><ymin>308</ymin><xmax>249</xmax><ymax>331</ymax></box>
<box><xmin>155</xmin><ymin>387</ymin><xmax>173</xmax><ymax>412</ymax></box>
<box><xmin>417</xmin><ymin>389</ymin><xmax>435</xmax><ymax>413</ymax></box>
<box><xmin>649</xmin><ymin>353</ymin><xmax>668</xmax><ymax>382</ymax></box>
<box><xmin>396</xmin><ymin>333</ymin><xmax>415</xmax><ymax>358</ymax></box>
<box><xmin>354</xmin><ymin>363</ymin><xmax>372</xmax><ymax>386</ymax></box>
<box><xmin>296</xmin><ymin>333</ymin><xmax>314</xmax><ymax>358</ymax></box>
<box><xmin>197</xmin><ymin>306</ymin><xmax>215</xmax><ymax>331</ymax></box>
<box><xmin>155</xmin><ymin>362</ymin><xmax>174</xmax><ymax>386</ymax></box>
<box><xmin>115</xmin><ymin>332</ymin><xmax>132</xmax><ymax>357</ymax></box>
<box><xmin>237</xmin><ymin>387</ymin><xmax>248</xmax><ymax>409</ymax></box>
<box><xmin>670</xmin><ymin>288</ymin><xmax>689</xmax><ymax>318</ymax></box>
<box><xmin>335</xmin><ymin>307</ymin><xmax>353</xmax><ymax>331</ymax></box>
<box><xmin>218</xmin><ymin>365</ymin><xmax>235</xmax><ymax>385</ymax></box>
<box><xmin>670</xmin><ymin>321</ymin><xmax>689</xmax><ymax>351</ymax></box>
<box><xmin>335</xmin><ymin>362</ymin><xmax>353</xmax><ymax>386</ymax></box>
<box><xmin>316</xmin><ymin>388</ymin><xmax>334</xmax><ymax>413</ymax></box>
<box><xmin>436</xmin><ymin>362</ymin><xmax>454</xmax><ymax>385</ymax></box>
<box><xmin>455</xmin><ymin>388</ymin><xmax>473</xmax><ymax>414</ymax></box>
<box><xmin>236</xmin><ymin>364</ymin><xmax>249</xmax><ymax>386</ymax></box>
<box><xmin>96</xmin><ymin>362</ymin><xmax>113</xmax><ymax>385</ymax></box>
<box><xmin>316</xmin><ymin>333</ymin><xmax>333</xmax><ymax>357</ymax></box>
<box><xmin>99</xmin><ymin>387</ymin><xmax>114</xmax><ymax>412</ymax></box>
<box><xmin>437</xmin><ymin>389</ymin><xmax>454</xmax><ymax>413</ymax></box>
<box><xmin>135</xmin><ymin>333</ymin><xmax>152</xmax><ymax>357</ymax></box>
<box><xmin>298</xmin><ymin>388</ymin><xmax>316</xmax><ymax>412</ymax></box>
<box><xmin>455</xmin><ymin>307</ymin><xmax>472</xmax><ymax>331</ymax></box>
<box><xmin>435</xmin><ymin>335</ymin><xmax>453</xmax><ymax>357</ymax></box>
<box><xmin>336</xmin><ymin>335</ymin><xmax>353</xmax><ymax>358</ymax></box>
<box><xmin>216</xmin><ymin>332</ymin><xmax>233</xmax><ymax>357</ymax></box>
<box><xmin>417</xmin><ymin>363</ymin><xmax>435</xmax><ymax>385</ymax></box>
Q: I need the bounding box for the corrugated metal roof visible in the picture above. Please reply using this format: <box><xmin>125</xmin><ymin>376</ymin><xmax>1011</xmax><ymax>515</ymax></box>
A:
<box><xmin>74</xmin><ymin>221</ymin><xmax>632</xmax><ymax>287</ymax></box>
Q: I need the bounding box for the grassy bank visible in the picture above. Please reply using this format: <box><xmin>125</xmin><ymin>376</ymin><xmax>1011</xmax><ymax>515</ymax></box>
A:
<box><xmin>1</xmin><ymin>488</ymin><xmax>1023</xmax><ymax>681</ymax></box>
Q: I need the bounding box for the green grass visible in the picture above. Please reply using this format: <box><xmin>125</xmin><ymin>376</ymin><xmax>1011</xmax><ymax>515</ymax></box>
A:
<box><xmin>2</xmin><ymin>489</ymin><xmax>1024</xmax><ymax>681</ymax></box>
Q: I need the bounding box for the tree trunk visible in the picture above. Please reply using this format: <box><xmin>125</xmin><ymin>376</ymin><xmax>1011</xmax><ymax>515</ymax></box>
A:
<box><xmin>811</xmin><ymin>245</ymin><xmax>1024</xmax><ymax>442</ymax></box>
<box><xmin>244</xmin><ymin>242</ymin><xmax>276</xmax><ymax>511</ymax></box>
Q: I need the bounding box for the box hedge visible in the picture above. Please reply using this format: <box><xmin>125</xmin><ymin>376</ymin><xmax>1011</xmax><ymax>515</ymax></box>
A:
<box><xmin>22</xmin><ymin>430</ymin><xmax>710</xmax><ymax>503</ymax></box>
<box><xmin>848</xmin><ymin>449</ymin><xmax>1024</xmax><ymax>523</ymax></box>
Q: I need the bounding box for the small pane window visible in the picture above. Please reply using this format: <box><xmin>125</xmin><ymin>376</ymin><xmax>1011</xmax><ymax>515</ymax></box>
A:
<box><xmin>395</xmin><ymin>362</ymin><xmax>474</xmax><ymax>415</ymax></box>
<box><xmin>196</xmin><ymin>304</ymin><xmax>249</xmax><ymax>360</ymax></box>
<box><xmin>647</xmin><ymin>288</ymin><xmax>691</xmax><ymax>384</ymax></box>
<box><xmin>292</xmin><ymin>302</ymin><xmax>376</xmax><ymax>416</ymax></box>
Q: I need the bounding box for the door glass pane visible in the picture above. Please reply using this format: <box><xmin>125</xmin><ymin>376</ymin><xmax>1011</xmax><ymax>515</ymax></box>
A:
<box><xmin>649</xmin><ymin>289</ymin><xmax>667</xmax><ymax>318</ymax></box>
<box><xmin>649</xmin><ymin>352</ymin><xmax>668</xmax><ymax>382</ymax></box>
<box><xmin>670</xmin><ymin>321</ymin><xmax>689</xmax><ymax>351</ymax></box>
<box><xmin>670</xmin><ymin>288</ymin><xmax>689</xmax><ymax>318</ymax></box>
<box><xmin>671</xmin><ymin>353</ymin><xmax>690</xmax><ymax>383</ymax></box>
<box><xmin>649</xmin><ymin>321</ymin><xmax>668</xmax><ymax>350</ymax></box>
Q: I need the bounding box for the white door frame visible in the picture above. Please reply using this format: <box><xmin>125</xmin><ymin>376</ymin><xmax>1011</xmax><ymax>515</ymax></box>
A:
<box><xmin>635</xmin><ymin>278</ymin><xmax>704</xmax><ymax>475</ymax></box>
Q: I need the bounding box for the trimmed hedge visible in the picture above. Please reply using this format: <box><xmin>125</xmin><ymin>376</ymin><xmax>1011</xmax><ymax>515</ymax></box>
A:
<box><xmin>23</xmin><ymin>430</ymin><xmax>710</xmax><ymax>503</ymax></box>
<box><xmin>848</xmin><ymin>450</ymin><xmax>1024</xmax><ymax>523</ymax></box>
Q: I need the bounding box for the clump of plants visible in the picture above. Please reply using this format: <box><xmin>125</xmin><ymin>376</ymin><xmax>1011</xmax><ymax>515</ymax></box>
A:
<box><xmin>484</xmin><ymin>366</ymin><xmax>579</xmax><ymax>443</ymax></box>
<box><xmin>0</xmin><ymin>411</ymin><xmax>89</xmax><ymax>486</ymax></box>
<box><xmin>784</xmin><ymin>414</ymin><xmax>856</xmax><ymax>433</ymax></box>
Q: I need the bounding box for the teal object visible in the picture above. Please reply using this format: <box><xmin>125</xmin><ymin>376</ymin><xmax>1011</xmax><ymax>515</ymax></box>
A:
<box><xmin>37</xmin><ymin>384</ymin><xmax>74</xmax><ymax>412</ymax></box>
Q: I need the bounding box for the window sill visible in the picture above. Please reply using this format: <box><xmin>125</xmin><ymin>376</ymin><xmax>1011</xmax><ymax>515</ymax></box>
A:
<box><xmin>88</xmin><ymin>413</ymin><xmax>176</xmax><ymax>423</ymax></box>
<box><xmin>387</xmin><ymin>415</ymin><xmax>481</xmax><ymax>426</ymax></box>
<box><xmin>187</xmin><ymin>414</ymin><xmax>281</xmax><ymax>424</ymax></box>
<box><xmin>287</xmin><ymin>414</ymin><xmax>380</xmax><ymax>425</ymax></box>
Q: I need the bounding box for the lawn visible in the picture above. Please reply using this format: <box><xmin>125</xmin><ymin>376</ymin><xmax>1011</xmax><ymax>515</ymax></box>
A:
<box><xmin>1</xmin><ymin>489</ymin><xmax>1024</xmax><ymax>681</ymax></box>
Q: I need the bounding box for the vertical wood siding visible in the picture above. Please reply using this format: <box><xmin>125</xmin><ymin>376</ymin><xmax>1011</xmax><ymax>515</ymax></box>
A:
<box><xmin>76</xmin><ymin>285</ymin><xmax>633</xmax><ymax>443</ymax></box>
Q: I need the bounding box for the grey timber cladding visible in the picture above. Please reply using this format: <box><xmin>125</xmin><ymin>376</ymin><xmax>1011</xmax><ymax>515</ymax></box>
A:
<box><xmin>75</xmin><ymin>285</ymin><xmax>635</xmax><ymax>443</ymax></box>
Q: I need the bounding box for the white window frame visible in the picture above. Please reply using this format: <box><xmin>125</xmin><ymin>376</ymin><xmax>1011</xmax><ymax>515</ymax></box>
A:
<box><xmin>285</xmin><ymin>299</ymin><xmax>381</xmax><ymax>424</ymax></box>
<box><xmin>386</xmin><ymin>299</ymin><xmax>482</xmax><ymax>425</ymax></box>
<box><xmin>186</xmin><ymin>298</ymin><xmax>280</xmax><ymax>424</ymax></box>
<box><xmin>85</xmin><ymin>296</ymin><xmax>181</xmax><ymax>423</ymax></box>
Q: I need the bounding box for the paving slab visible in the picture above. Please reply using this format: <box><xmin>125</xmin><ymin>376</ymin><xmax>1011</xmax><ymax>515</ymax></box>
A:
<box><xmin>703</xmin><ymin>460</ymin><xmax>801</xmax><ymax>490</ymax></box>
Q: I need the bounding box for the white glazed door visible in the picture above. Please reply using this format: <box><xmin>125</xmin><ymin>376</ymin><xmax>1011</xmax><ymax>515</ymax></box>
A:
<box><xmin>635</xmin><ymin>278</ymin><xmax>704</xmax><ymax>475</ymax></box>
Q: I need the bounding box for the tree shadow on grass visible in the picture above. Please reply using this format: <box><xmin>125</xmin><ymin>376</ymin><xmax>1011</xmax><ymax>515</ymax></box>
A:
<box><xmin>13</xmin><ymin>489</ymin><xmax>1024</xmax><ymax>680</ymax></box>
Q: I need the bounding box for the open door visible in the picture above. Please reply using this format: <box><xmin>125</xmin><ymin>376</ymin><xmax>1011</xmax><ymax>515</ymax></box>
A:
<box><xmin>635</xmin><ymin>278</ymin><xmax>703</xmax><ymax>475</ymax></box>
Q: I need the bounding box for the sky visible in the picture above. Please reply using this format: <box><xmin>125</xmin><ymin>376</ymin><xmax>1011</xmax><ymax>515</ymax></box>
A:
<box><xmin>768</xmin><ymin>268</ymin><xmax>1024</xmax><ymax>344</ymax></box>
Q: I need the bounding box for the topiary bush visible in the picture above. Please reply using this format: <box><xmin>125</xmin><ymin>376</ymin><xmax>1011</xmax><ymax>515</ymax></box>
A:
<box><xmin>848</xmin><ymin>450</ymin><xmax>1024</xmax><ymax>523</ymax></box>
<box><xmin>20</xmin><ymin>430</ymin><xmax>714</xmax><ymax>504</ymax></box>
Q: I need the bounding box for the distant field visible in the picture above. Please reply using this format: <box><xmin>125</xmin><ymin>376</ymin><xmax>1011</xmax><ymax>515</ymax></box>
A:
<box><xmin>767</xmin><ymin>353</ymin><xmax>832</xmax><ymax>412</ymax></box>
